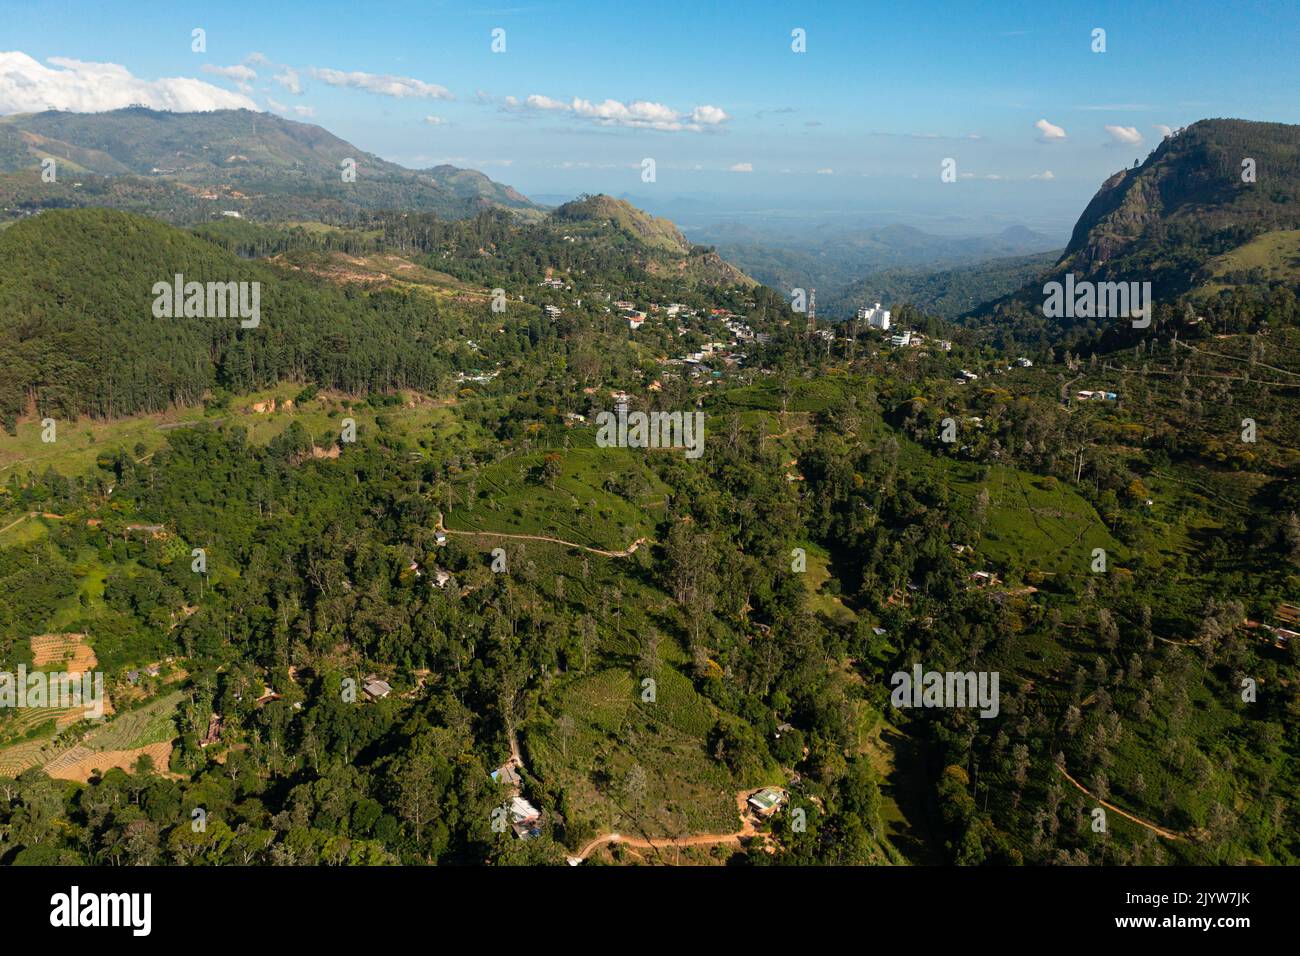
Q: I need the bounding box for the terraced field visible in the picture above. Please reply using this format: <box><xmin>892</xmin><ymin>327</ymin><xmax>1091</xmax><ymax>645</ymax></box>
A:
<box><xmin>31</xmin><ymin>632</ymin><xmax>97</xmax><ymax>671</ymax></box>
<box><xmin>0</xmin><ymin>690</ymin><xmax>181</xmax><ymax>781</ymax></box>
<box><xmin>43</xmin><ymin>740</ymin><xmax>174</xmax><ymax>783</ymax></box>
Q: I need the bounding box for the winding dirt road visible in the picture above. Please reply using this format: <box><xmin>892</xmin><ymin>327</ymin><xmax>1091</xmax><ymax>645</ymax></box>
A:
<box><xmin>573</xmin><ymin>788</ymin><xmax>767</xmax><ymax>862</ymax></box>
<box><xmin>1055</xmin><ymin>763</ymin><xmax>1184</xmax><ymax>841</ymax></box>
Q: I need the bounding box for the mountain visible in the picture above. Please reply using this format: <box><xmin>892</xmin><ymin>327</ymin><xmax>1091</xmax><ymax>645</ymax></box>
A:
<box><xmin>551</xmin><ymin>194</ymin><xmax>691</xmax><ymax>254</ymax></box>
<box><xmin>549</xmin><ymin>194</ymin><xmax>754</xmax><ymax>288</ymax></box>
<box><xmin>0</xmin><ymin>107</ymin><xmax>546</xmax><ymax>223</ymax></box>
<box><xmin>980</xmin><ymin>118</ymin><xmax>1300</xmax><ymax>334</ymax></box>
<box><xmin>1059</xmin><ymin>119</ymin><xmax>1300</xmax><ymax>286</ymax></box>
<box><xmin>420</xmin><ymin>164</ymin><xmax>537</xmax><ymax>212</ymax></box>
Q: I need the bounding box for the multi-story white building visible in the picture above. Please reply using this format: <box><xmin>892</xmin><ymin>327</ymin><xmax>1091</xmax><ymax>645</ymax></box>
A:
<box><xmin>857</xmin><ymin>303</ymin><xmax>891</xmax><ymax>330</ymax></box>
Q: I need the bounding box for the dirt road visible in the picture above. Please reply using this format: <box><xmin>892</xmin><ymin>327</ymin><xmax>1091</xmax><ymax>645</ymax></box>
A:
<box><xmin>1055</xmin><ymin>763</ymin><xmax>1184</xmax><ymax>840</ymax></box>
<box><xmin>573</xmin><ymin>789</ymin><xmax>767</xmax><ymax>861</ymax></box>
<box><xmin>436</xmin><ymin>512</ymin><xmax>647</xmax><ymax>558</ymax></box>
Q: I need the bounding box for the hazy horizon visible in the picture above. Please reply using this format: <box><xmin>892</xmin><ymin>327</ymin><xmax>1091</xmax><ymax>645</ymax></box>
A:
<box><xmin>3</xmin><ymin>0</ymin><xmax>1297</xmax><ymax>232</ymax></box>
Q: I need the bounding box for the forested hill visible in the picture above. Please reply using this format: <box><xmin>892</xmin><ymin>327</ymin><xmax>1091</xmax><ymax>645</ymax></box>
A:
<box><xmin>552</xmin><ymin>194</ymin><xmax>691</xmax><ymax>254</ymax></box>
<box><xmin>975</xmin><ymin>118</ymin><xmax>1300</xmax><ymax>338</ymax></box>
<box><xmin>0</xmin><ymin>209</ymin><xmax>451</xmax><ymax>428</ymax></box>
<box><xmin>1058</xmin><ymin>119</ymin><xmax>1300</xmax><ymax>282</ymax></box>
<box><xmin>0</xmin><ymin>107</ymin><xmax>545</xmax><ymax>223</ymax></box>
<box><xmin>549</xmin><ymin>194</ymin><xmax>756</xmax><ymax>287</ymax></box>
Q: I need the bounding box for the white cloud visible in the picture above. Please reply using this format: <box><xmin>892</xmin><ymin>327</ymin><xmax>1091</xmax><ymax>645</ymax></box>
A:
<box><xmin>816</xmin><ymin>167</ymin><xmax>834</xmax><ymax>175</ymax></box>
<box><xmin>202</xmin><ymin>64</ymin><xmax>256</xmax><ymax>84</ymax></box>
<box><xmin>424</xmin><ymin>115</ymin><xmax>446</xmax><ymax>125</ymax></box>
<box><xmin>1105</xmin><ymin>124</ymin><xmax>1143</xmax><ymax>145</ymax></box>
<box><xmin>728</xmin><ymin>162</ymin><xmax>753</xmax><ymax>173</ymax></box>
<box><xmin>690</xmin><ymin>104</ymin><xmax>729</xmax><ymax>126</ymax></box>
<box><xmin>1030</xmin><ymin>170</ymin><xmax>1056</xmax><ymax>180</ymax></box>
<box><xmin>272</xmin><ymin>68</ymin><xmax>302</xmax><ymax>95</ymax></box>
<box><xmin>201</xmin><ymin>63</ymin><xmax>256</xmax><ymax>95</ymax></box>
<box><xmin>0</xmin><ymin>51</ymin><xmax>259</xmax><ymax>114</ymax></box>
<box><xmin>506</xmin><ymin>92</ymin><xmax>728</xmax><ymax>131</ymax></box>
<box><xmin>1154</xmin><ymin>123</ymin><xmax>1173</xmax><ymax>139</ymax></box>
<box><xmin>523</xmin><ymin>93</ymin><xmax>568</xmax><ymax>111</ymax></box>
<box><xmin>1035</xmin><ymin>118</ymin><xmax>1066</xmax><ymax>141</ymax></box>
<box><xmin>310</xmin><ymin>67</ymin><xmax>452</xmax><ymax>100</ymax></box>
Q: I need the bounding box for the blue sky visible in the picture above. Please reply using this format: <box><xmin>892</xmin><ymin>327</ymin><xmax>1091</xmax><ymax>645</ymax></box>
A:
<box><xmin>2</xmin><ymin>0</ymin><xmax>1296</xmax><ymax>234</ymax></box>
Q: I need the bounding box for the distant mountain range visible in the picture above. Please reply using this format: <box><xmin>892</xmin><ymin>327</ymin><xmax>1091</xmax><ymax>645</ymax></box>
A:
<box><xmin>0</xmin><ymin>107</ymin><xmax>546</xmax><ymax>223</ymax></box>
<box><xmin>697</xmin><ymin>220</ymin><xmax>1060</xmax><ymax>316</ymax></box>
<box><xmin>824</xmin><ymin>251</ymin><xmax>1060</xmax><ymax>321</ymax></box>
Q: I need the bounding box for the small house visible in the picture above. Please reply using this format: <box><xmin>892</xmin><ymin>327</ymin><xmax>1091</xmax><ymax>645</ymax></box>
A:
<box><xmin>199</xmin><ymin>714</ymin><xmax>223</xmax><ymax>748</ymax></box>
<box><xmin>509</xmin><ymin>796</ymin><xmax>543</xmax><ymax>839</ymax></box>
<box><xmin>748</xmin><ymin>787</ymin><xmax>786</xmax><ymax>817</ymax></box>
<box><xmin>491</xmin><ymin>761</ymin><xmax>523</xmax><ymax>790</ymax></box>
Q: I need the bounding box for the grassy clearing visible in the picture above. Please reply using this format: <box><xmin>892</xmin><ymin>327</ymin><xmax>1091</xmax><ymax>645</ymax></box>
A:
<box><xmin>448</xmin><ymin>447</ymin><xmax>668</xmax><ymax>551</ymax></box>
<box><xmin>0</xmin><ymin>386</ymin><xmax>460</xmax><ymax>478</ymax></box>
<box><xmin>0</xmin><ymin>513</ymin><xmax>50</xmax><ymax>548</ymax></box>
<box><xmin>713</xmin><ymin>375</ymin><xmax>859</xmax><ymax>414</ymax></box>
<box><xmin>863</xmin><ymin>712</ymin><xmax>943</xmax><ymax>865</ymax></box>
<box><xmin>527</xmin><ymin>664</ymin><xmax>746</xmax><ymax>843</ymax></box>
<box><xmin>899</xmin><ymin>436</ymin><xmax>1123</xmax><ymax>574</ymax></box>
<box><xmin>1199</xmin><ymin>228</ymin><xmax>1300</xmax><ymax>294</ymax></box>
<box><xmin>801</xmin><ymin>542</ymin><xmax>857</xmax><ymax>626</ymax></box>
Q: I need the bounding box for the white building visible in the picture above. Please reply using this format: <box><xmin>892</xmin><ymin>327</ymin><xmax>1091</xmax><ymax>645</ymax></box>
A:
<box><xmin>857</xmin><ymin>303</ymin><xmax>891</xmax><ymax>330</ymax></box>
<box><xmin>890</xmin><ymin>331</ymin><xmax>912</xmax><ymax>347</ymax></box>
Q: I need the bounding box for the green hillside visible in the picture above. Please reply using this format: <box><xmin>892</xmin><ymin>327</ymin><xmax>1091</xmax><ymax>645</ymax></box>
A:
<box><xmin>0</xmin><ymin>208</ymin><xmax>452</xmax><ymax>427</ymax></box>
